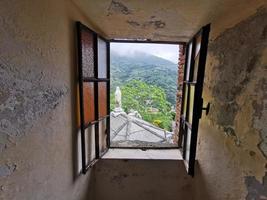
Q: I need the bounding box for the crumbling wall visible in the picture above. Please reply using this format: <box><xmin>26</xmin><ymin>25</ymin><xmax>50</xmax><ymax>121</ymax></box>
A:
<box><xmin>0</xmin><ymin>0</ymin><xmax>96</xmax><ymax>199</ymax></box>
<box><xmin>198</xmin><ymin>5</ymin><xmax>267</xmax><ymax>199</ymax></box>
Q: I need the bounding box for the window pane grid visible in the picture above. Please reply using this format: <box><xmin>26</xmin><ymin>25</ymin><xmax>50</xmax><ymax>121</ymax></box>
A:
<box><xmin>180</xmin><ymin>24</ymin><xmax>210</xmax><ymax>176</ymax></box>
<box><xmin>77</xmin><ymin>22</ymin><xmax>109</xmax><ymax>174</ymax></box>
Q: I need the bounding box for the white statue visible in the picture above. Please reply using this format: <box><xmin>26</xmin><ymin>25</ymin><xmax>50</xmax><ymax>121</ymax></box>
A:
<box><xmin>114</xmin><ymin>86</ymin><xmax>123</xmax><ymax>112</ymax></box>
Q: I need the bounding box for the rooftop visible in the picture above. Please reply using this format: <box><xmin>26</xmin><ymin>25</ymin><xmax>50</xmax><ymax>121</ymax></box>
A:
<box><xmin>110</xmin><ymin>111</ymin><xmax>176</xmax><ymax>148</ymax></box>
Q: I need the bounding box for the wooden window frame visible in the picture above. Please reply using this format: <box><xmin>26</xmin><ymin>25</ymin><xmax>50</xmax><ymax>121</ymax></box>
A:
<box><xmin>77</xmin><ymin>22</ymin><xmax>110</xmax><ymax>174</ymax></box>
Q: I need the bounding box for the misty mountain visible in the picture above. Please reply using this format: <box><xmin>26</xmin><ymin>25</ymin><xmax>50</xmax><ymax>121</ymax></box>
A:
<box><xmin>110</xmin><ymin>51</ymin><xmax>178</xmax><ymax>106</ymax></box>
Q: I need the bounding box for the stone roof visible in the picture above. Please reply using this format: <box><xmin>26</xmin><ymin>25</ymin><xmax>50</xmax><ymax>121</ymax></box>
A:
<box><xmin>110</xmin><ymin>112</ymin><xmax>176</xmax><ymax>148</ymax></box>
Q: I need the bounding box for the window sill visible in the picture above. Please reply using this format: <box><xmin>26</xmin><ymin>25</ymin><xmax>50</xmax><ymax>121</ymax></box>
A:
<box><xmin>102</xmin><ymin>149</ymin><xmax>183</xmax><ymax>160</ymax></box>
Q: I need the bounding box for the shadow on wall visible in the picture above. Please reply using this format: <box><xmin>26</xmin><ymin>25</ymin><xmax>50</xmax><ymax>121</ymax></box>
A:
<box><xmin>93</xmin><ymin>159</ymin><xmax>211</xmax><ymax>200</ymax></box>
<box><xmin>69</xmin><ymin>20</ymin><xmax>97</xmax><ymax>198</ymax></box>
<box><xmin>69</xmin><ymin>19</ymin><xmax>82</xmax><ymax>182</ymax></box>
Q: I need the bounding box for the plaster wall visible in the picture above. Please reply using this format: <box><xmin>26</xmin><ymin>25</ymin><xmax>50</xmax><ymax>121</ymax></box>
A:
<box><xmin>94</xmin><ymin>159</ymin><xmax>211</xmax><ymax>200</ymax></box>
<box><xmin>93</xmin><ymin>5</ymin><xmax>267</xmax><ymax>200</ymax></box>
<box><xmin>73</xmin><ymin>0</ymin><xmax>267</xmax><ymax>42</ymax></box>
<box><xmin>0</xmin><ymin>0</ymin><xmax>98</xmax><ymax>199</ymax></box>
<box><xmin>0</xmin><ymin>0</ymin><xmax>267</xmax><ymax>200</ymax></box>
<box><xmin>196</xmin><ymin>5</ymin><xmax>267</xmax><ymax>199</ymax></box>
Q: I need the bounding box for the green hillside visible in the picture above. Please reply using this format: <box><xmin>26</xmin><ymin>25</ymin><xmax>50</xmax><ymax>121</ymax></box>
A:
<box><xmin>110</xmin><ymin>51</ymin><xmax>178</xmax><ymax>106</ymax></box>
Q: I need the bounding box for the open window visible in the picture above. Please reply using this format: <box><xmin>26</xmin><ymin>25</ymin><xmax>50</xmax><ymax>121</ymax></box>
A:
<box><xmin>178</xmin><ymin>24</ymin><xmax>210</xmax><ymax>176</ymax></box>
<box><xmin>77</xmin><ymin>22</ymin><xmax>210</xmax><ymax>176</ymax></box>
<box><xmin>108</xmin><ymin>41</ymin><xmax>180</xmax><ymax>149</ymax></box>
<box><xmin>77</xmin><ymin>22</ymin><xmax>110</xmax><ymax>174</ymax></box>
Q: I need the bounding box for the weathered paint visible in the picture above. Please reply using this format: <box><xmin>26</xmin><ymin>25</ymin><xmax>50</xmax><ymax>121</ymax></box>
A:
<box><xmin>73</xmin><ymin>0</ymin><xmax>267</xmax><ymax>41</ymax></box>
<box><xmin>202</xmin><ymin>5</ymin><xmax>267</xmax><ymax>199</ymax></box>
<box><xmin>0</xmin><ymin>0</ymin><xmax>266</xmax><ymax>199</ymax></box>
<box><xmin>245</xmin><ymin>173</ymin><xmax>267</xmax><ymax>199</ymax></box>
<box><xmin>0</xmin><ymin>0</ymin><xmax>98</xmax><ymax>199</ymax></box>
<box><xmin>0</xmin><ymin>58</ymin><xmax>68</xmax><ymax>151</ymax></box>
<box><xmin>0</xmin><ymin>164</ymin><xmax>16</xmax><ymax>178</ymax></box>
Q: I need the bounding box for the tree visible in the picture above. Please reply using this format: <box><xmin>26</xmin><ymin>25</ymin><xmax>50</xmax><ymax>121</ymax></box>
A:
<box><xmin>110</xmin><ymin>80</ymin><xmax>173</xmax><ymax>131</ymax></box>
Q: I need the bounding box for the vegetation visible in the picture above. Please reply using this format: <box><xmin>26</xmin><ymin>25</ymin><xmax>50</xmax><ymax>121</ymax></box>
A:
<box><xmin>110</xmin><ymin>51</ymin><xmax>178</xmax><ymax>131</ymax></box>
<box><xmin>110</xmin><ymin>52</ymin><xmax>177</xmax><ymax>106</ymax></box>
<box><xmin>110</xmin><ymin>80</ymin><xmax>175</xmax><ymax>131</ymax></box>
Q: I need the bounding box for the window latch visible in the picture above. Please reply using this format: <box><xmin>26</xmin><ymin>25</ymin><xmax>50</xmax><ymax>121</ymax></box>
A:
<box><xmin>199</xmin><ymin>98</ymin><xmax>210</xmax><ymax>119</ymax></box>
<box><xmin>202</xmin><ymin>102</ymin><xmax>210</xmax><ymax>116</ymax></box>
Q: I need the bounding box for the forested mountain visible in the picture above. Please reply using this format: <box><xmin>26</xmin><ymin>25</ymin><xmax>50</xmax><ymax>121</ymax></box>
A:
<box><xmin>110</xmin><ymin>51</ymin><xmax>178</xmax><ymax>106</ymax></box>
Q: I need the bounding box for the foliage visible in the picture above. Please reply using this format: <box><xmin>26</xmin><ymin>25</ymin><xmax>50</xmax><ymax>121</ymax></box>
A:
<box><xmin>110</xmin><ymin>80</ymin><xmax>173</xmax><ymax>131</ymax></box>
<box><xmin>110</xmin><ymin>52</ymin><xmax>178</xmax><ymax>106</ymax></box>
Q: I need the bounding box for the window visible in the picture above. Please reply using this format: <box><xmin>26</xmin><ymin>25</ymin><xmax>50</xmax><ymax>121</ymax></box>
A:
<box><xmin>109</xmin><ymin>42</ymin><xmax>180</xmax><ymax>149</ymax></box>
<box><xmin>179</xmin><ymin>24</ymin><xmax>210</xmax><ymax>176</ymax></box>
<box><xmin>76</xmin><ymin>22</ymin><xmax>110</xmax><ymax>174</ymax></box>
<box><xmin>76</xmin><ymin>22</ymin><xmax>210</xmax><ymax>176</ymax></box>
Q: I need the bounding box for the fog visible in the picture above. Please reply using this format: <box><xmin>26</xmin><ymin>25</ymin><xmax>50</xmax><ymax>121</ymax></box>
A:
<box><xmin>111</xmin><ymin>42</ymin><xmax>179</xmax><ymax>64</ymax></box>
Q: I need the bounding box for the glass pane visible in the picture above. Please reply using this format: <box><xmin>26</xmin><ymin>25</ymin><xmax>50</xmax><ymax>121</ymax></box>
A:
<box><xmin>83</xmin><ymin>82</ymin><xmax>95</xmax><ymax>124</ymax></box>
<box><xmin>188</xmin><ymin>85</ymin><xmax>195</xmax><ymax>124</ymax></box>
<box><xmin>99</xmin><ymin>119</ymin><xmax>107</xmax><ymax>155</ymax></box>
<box><xmin>98</xmin><ymin>82</ymin><xmax>107</xmax><ymax>118</ymax></box>
<box><xmin>182</xmin><ymin>85</ymin><xmax>188</xmax><ymax>117</ymax></box>
<box><xmin>195</xmin><ymin>35</ymin><xmax>202</xmax><ymax>58</ymax></box>
<box><xmin>185</xmin><ymin>127</ymin><xmax>191</xmax><ymax>162</ymax></box>
<box><xmin>193</xmin><ymin>54</ymin><xmax>200</xmax><ymax>82</ymax></box>
<box><xmin>98</xmin><ymin>37</ymin><xmax>107</xmax><ymax>78</ymax></box>
<box><xmin>186</xmin><ymin>42</ymin><xmax>193</xmax><ymax>81</ymax></box>
<box><xmin>85</xmin><ymin>126</ymin><xmax>96</xmax><ymax>164</ymax></box>
<box><xmin>81</xmin><ymin>29</ymin><xmax>95</xmax><ymax>78</ymax></box>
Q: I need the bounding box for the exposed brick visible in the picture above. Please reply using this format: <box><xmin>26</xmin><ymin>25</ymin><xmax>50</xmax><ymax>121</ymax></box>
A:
<box><xmin>173</xmin><ymin>45</ymin><xmax>186</xmax><ymax>143</ymax></box>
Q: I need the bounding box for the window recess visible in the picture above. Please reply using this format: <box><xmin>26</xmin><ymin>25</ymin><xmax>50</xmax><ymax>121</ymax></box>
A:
<box><xmin>76</xmin><ymin>21</ymin><xmax>210</xmax><ymax>176</ymax></box>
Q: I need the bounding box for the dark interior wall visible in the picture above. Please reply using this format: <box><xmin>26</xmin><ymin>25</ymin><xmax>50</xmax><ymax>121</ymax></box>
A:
<box><xmin>0</xmin><ymin>0</ymin><xmax>97</xmax><ymax>199</ymax></box>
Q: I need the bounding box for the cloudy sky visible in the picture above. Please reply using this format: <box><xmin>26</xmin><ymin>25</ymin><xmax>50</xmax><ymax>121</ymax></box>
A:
<box><xmin>111</xmin><ymin>42</ymin><xmax>179</xmax><ymax>64</ymax></box>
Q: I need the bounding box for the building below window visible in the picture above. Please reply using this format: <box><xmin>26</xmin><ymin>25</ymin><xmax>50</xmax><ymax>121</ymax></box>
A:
<box><xmin>110</xmin><ymin>87</ymin><xmax>176</xmax><ymax>148</ymax></box>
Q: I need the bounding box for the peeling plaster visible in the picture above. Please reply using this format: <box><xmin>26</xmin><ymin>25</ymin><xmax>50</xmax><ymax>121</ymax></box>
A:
<box><xmin>107</xmin><ymin>0</ymin><xmax>132</xmax><ymax>16</ymax></box>
<box><xmin>143</xmin><ymin>20</ymin><xmax>166</xmax><ymax>29</ymax></box>
<box><xmin>0</xmin><ymin>58</ymin><xmax>68</xmax><ymax>151</ymax></box>
<box><xmin>127</xmin><ymin>19</ymin><xmax>166</xmax><ymax>30</ymax></box>
<box><xmin>0</xmin><ymin>164</ymin><xmax>16</xmax><ymax>178</ymax></box>
<box><xmin>126</xmin><ymin>20</ymin><xmax>140</xmax><ymax>27</ymax></box>
<box><xmin>208</xmin><ymin>8</ymin><xmax>267</xmax><ymax>156</ymax></box>
<box><xmin>252</xmin><ymin>77</ymin><xmax>267</xmax><ymax>158</ymax></box>
<box><xmin>245</xmin><ymin>173</ymin><xmax>267</xmax><ymax>200</ymax></box>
